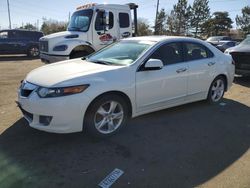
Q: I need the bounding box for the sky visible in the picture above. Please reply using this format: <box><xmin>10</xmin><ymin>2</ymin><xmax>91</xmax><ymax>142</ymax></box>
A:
<box><xmin>0</xmin><ymin>0</ymin><xmax>249</xmax><ymax>30</ymax></box>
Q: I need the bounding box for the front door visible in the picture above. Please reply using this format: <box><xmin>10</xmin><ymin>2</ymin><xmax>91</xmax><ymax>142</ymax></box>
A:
<box><xmin>136</xmin><ymin>42</ymin><xmax>188</xmax><ymax>112</ymax></box>
<box><xmin>92</xmin><ymin>10</ymin><xmax>118</xmax><ymax>50</ymax></box>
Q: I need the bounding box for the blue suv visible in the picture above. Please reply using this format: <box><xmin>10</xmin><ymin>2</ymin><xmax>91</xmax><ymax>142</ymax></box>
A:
<box><xmin>0</xmin><ymin>29</ymin><xmax>43</xmax><ymax>57</ymax></box>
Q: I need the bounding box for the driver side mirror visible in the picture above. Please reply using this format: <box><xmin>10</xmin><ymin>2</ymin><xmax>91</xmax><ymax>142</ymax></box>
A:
<box><xmin>144</xmin><ymin>59</ymin><xmax>164</xmax><ymax>71</ymax></box>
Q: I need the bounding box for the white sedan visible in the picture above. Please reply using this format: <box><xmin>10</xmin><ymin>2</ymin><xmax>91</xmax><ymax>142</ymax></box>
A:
<box><xmin>18</xmin><ymin>36</ymin><xmax>235</xmax><ymax>137</ymax></box>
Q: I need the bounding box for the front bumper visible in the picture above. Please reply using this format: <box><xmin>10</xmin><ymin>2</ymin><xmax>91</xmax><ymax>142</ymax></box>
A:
<box><xmin>17</xmin><ymin>90</ymin><xmax>91</xmax><ymax>133</ymax></box>
<box><xmin>40</xmin><ymin>53</ymin><xmax>69</xmax><ymax>63</ymax></box>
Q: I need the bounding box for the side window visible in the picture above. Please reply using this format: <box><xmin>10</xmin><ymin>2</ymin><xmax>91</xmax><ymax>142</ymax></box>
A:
<box><xmin>119</xmin><ymin>13</ymin><xmax>129</xmax><ymax>28</ymax></box>
<box><xmin>95</xmin><ymin>11</ymin><xmax>114</xmax><ymax>31</ymax></box>
<box><xmin>149</xmin><ymin>43</ymin><xmax>183</xmax><ymax>65</ymax></box>
<box><xmin>8</xmin><ymin>31</ymin><xmax>19</xmax><ymax>39</ymax></box>
<box><xmin>0</xmin><ymin>31</ymin><xmax>8</xmax><ymax>39</ymax></box>
<box><xmin>184</xmin><ymin>42</ymin><xmax>214</xmax><ymax>61</ymax></box>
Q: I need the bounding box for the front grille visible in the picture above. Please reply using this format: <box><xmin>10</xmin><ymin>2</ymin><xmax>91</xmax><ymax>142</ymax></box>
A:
<box><xmin>39</xmin><ymin>40</ymin><xmax>48</xmax><ymax>52</ymax></box>
<box><xmin>230</xmin><ymin>52</ymin><xmax>250</xmax><ymax>70</ymax></box>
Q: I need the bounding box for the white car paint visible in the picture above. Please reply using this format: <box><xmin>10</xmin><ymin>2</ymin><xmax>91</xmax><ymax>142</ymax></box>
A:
<box><xmin>18</xmin><ymin>36</ymin><xmax>235</xmax><ymax>133</ymax></box>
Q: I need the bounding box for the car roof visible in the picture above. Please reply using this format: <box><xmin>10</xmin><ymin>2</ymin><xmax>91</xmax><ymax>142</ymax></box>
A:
<box><xmin>123</xmin><ymin>35</ymin><xmax>205</xmax><ymax>44</ymax></box>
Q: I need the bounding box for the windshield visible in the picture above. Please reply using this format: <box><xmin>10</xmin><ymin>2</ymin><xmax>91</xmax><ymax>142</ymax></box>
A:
<box><xmin>239</xmin><ymin>38</ymin><xmax>250</xmax><ymax>46</ymax></box>
<box><xmin>87</xmin><ymin>40</ymin><xmax>155</xmax><ymax>66</ymax></box>
<box><xmin>68</xmin><ymin>9</ymin><xmax>93</xmax><ymax>32</ymax></box>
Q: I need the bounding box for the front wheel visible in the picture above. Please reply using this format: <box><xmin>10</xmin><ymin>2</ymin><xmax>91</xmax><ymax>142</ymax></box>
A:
<box><xmin>27</xmin><ymin>46</ymin><xmax>40</xmax><ymax>57</ymax></box>
<box><xmin>84</xmin><ymin>94</ymin><xmax>129</xmax><ymax>138</ymax></box>
<box><xmin>207</xmin><ymin>76</ymin><xmax>226</xmax><ymax>103</ymax></box>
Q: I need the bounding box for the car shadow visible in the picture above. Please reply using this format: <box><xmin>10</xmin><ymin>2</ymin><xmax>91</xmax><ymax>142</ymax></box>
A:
<box><xmin>0</xmin><ymin>55</ymin><xmax>39</xmax><ymax>62</ymax></box>
<box><xmin>0</xmin><ymin>99</ymin><xmax>249</xmax><ymax>187</ymax></box>
<box><xmin>234</xmin><ymin>76</ymin><xmax>250</xmax><ymax>88</ymax></box>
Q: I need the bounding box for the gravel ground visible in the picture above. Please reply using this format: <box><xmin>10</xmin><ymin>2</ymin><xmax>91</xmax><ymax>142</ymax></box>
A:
<box><xmin>0</xmin><ymin>56</ymin><xmax>249</xmax><ymax>188</ymax></box>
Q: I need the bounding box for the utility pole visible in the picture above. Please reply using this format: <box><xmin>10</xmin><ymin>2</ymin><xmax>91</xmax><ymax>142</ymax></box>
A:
<box><xmin>7</xmin><ymin>0</ymin><xmax>11</xmax><ymax>29</ymax></box>
<box><xmin>37</xmin><ymin>19</ymin><xmax>39</xmax><ymax>31</ymax></box>
<box><xmin>154</xmin><ymin>0</ymin><xmax>160</xmax><ymax>35</ymax></box>
<box><xmin>68</xmin><ymin>12</ymin><xmax>71</xmax><ymax>22</ymax></box>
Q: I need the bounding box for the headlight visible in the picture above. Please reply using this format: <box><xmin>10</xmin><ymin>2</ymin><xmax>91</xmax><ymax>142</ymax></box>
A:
<box><xmin>224</xmin><ymin>49</ymin><xmax>230</xmax><ymax>54</ymax></box>
<box><xmin>37</xmin><ymin>85</ymin><xmax>89</xmax><ymax>98</ymax></box>
<box><xmin>53</xmin><ymin>45</ymin><xmax>68</xmax><ymax>51</ymax></box>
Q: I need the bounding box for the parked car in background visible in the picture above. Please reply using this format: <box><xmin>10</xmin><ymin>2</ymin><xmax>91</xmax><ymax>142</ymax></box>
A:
<box><xmin>216</xmin><ymin>40</ymin><xmax>237</xmax><ymax>52</ymax></box>
<box><xmin>18</xmin><ymin>36</ymin><xmax>234</xmax><ymax>137</ymax></box>
<box><xmin>225</xmin><ymin>37</ymin><xmax>250</xmax><ymax>76</ymax></box>
<box><xmin>0</xmin><ymin>29</ymin><xmax>43</xmax><ymax>57</ymax></box>
<box><xmin>206</xmin><ymin>36</ymin><xmax>232</xmax><ymax>46</ymax></box>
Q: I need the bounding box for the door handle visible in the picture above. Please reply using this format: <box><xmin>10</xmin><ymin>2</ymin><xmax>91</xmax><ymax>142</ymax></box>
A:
<box><xmin>176</xmin><ymin>68</ymin><xmax>187</xmax><ymax>73</ymax></box>
<box><xmin>208</xmin><ymin>62</ymin><xmax>216</xmax><ymax>66</ymax></box>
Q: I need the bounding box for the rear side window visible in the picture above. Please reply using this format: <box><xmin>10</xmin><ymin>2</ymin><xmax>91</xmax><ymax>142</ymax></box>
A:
<box><xmin>184</xmin><ymin>42</ymin><xmax>214</xmax><ymax>61</ymax></box>
<box><xmin>119</xmin><ymin>13</ymin><xmax>129</xmax><ymax>28</ymax></box>
<box><xmin>149</xmin><ymin>43</ymin><xmax>183</xmax><ymax>65</ymax></box>
<box><xmin>95</xmin><ymin>11</ymin><xmax>114</xmax><ymax>31</ymax></box>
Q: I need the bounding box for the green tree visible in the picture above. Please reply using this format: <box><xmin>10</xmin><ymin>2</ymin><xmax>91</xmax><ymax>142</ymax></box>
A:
<box><xmin>236</xmin><ymin>6</ymin><xmax>250</xmax><ymax>36</ymax></box>
<box><xmin>41</xmin><ymin>18</ymin><xmax>68</xmax><ymax>35</ymax></box>
<box><xmin>154</xmin><ymin>8</ymin><xmax>167</xmax><ymax>35</ymax></box>
<box><xmin>166</xmin><ymin>0</ymin><xmax>191</xmax><ymax>36</ymax></box>
<box><xmin>202</xmin><ymin>12</ymin><xmax>233</xmax><ymax>36</ymax></box>
<box><xmin>190</xmin><ymin>0</ymin><xmax>210</xmax><ymax>37</ymax></box>
<box><xmin>20</xmin><ymin>23</ymin><xmax>37</xmax><ymax>31</ymax></box>
<box><xmin>137</xmin><ymin>18</ymin><xmax>152</xmax><ymax>36</ymax></box>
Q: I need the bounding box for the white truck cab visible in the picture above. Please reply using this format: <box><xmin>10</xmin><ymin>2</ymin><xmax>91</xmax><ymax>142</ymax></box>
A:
<box><xmin>40</xmin><ymin>3</ymin><xmax>138</xmax><ymax>63</ymax></box>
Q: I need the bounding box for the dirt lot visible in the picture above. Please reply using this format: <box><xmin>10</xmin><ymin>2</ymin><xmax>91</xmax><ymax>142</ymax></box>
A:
<box><xmin>0</xmin><ymin>56</ymin><xmax>249</xmax><ymax>188</ymax></box>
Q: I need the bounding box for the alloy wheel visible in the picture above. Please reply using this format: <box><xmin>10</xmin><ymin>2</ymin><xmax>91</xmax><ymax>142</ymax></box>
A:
<box><xmin>211</xmin><ymin>79</ymin><xmax>225</xmax><ymax>102</ymax></box>
<box><xmin>94</xmin><ymin>101</ymin><xmax>124</xmax><ymax>134</ymax></box>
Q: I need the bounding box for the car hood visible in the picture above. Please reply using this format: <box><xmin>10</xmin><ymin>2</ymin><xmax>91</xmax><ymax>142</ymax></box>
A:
<box><xmin>227</xmin><ymin>45</ymin><xmax>250</xmax><ymax>53</ymax></box>
<box><xmin>25</xmin><ymin>59</ymin><xmax>122</xmax><ymax>87</ymax></box>
<box><xmin>40</xmin><ymin>31</ymin><xmax>79</xmax><ymax>40</ymax></box>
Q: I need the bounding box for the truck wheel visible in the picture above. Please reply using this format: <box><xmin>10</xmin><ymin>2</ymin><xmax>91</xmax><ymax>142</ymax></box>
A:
<box><xmin>27</xmin><ymin>46</ymin><xmax>40</xmax><ymax>57</ymax></box>
<box><xmin>84</xmin><ymin>94</ymin><xmax>129</xmax><ymax>138</ymax></box>
<box><xmin>70</xmin><ymin>51</ymin><xmax>89</xmax><ymax>59</ymax></box>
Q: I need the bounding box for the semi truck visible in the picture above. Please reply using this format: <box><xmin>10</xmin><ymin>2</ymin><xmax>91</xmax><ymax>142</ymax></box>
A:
<box><xmin>39</xmin><ymin>3</ymin><xmax>138</xmax><ymax>63</ymax></box>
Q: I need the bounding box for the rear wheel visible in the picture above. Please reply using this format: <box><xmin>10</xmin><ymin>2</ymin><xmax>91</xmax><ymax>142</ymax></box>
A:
<box><xmin>207</xmin><ymin>76</ymin><xmax>226</xmax><ymax>103</ymax></box>
<box><xmin>27</xmin><ymin>46</ymin><xmax>39</xmax><ymax>57</ymax></box>
<box><xmin>84</xmin><ymin>94</ymin><xmax>129</xmax><ymax>138</ymax></box>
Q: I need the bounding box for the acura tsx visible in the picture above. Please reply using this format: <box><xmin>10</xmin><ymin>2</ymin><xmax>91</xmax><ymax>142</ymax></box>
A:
<box><xmin>17</xmin><ymin>36</ymin><xmax>235</xmax><ymax>137</ymax></box>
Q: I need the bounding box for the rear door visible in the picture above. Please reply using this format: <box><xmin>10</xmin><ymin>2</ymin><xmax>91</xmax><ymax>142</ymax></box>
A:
<box><xmin>183</xmin><ymin>42</ymin><xmax>216</xmax><ymax>98</ymax></box>
<box><xmin>118</xmin><ymin>11</ymin><xmax>132</xmax><ymax>40</ymax></box>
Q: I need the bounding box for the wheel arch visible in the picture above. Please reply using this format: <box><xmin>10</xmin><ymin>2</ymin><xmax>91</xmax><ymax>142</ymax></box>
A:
<box><xmin>85</xmin><ymin>91</ymin><xmax>133</xmax><ymax>120</ymax></box>
<box><xmin>214</xmin><ymin>74</ymin><xmax>228</xmax><ymax>91</ymax></box>
<box><xmin>69</xmin><ymin>45</ymin><xmax>95</xmax><ymax>58</ymax></box>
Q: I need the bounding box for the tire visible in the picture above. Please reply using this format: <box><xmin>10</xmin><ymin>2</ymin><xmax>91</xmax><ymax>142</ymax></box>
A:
<box><xmin>207</xmin><ymin>76</ymin><xmax>226</xmax><ymax>104</ymax></box>
<box><xmin>27</xmin><ymin>46</ymin><xmax>40</xmax><ymax>57</ymax></box>
<box><xmin>70</xmin><ymin>51</ymin><xmax>89</xmax><ymax>59</ymax></box>
<box><xmin>84</xmin><ymin>94</ymin><xmax>129</xmax><ymax>138</ymax></box>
